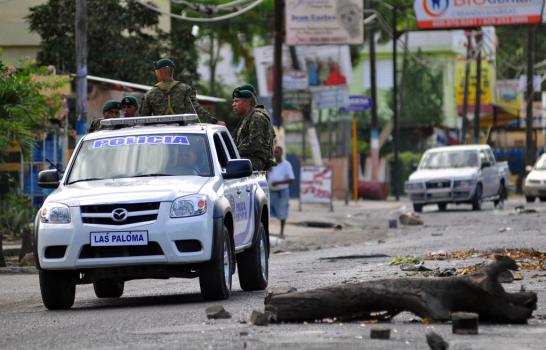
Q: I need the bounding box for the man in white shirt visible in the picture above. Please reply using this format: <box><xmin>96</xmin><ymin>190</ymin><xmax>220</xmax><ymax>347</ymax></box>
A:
<box><xmin>268</xmin><ymin>146</ymin><xmax>295</xmax><ymax>237</ymax></box>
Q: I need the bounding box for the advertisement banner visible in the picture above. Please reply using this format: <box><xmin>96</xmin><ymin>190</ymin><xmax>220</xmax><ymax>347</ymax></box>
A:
<box><xmin>300</xmin><ymin>166</ymin><xmax>332</xmax><ymax>204</ymax></box>
<box><xmin>414</xmin><ymin>0</ymin><xmax>544</xmax><ymax>29</ymax></box>
<box><xmin>312</xmin><ymin>86</ymin><xmax>349</xmax><ymax>110</ymax></box>
<box><xmin>455</xmin><ymin>58</ymin><xmax>495</xmax><ymax>115</ymax></box>
<box><xmin>496</xmin><ymin>79</ymin><xmax>523</xmax><ymax>112</ymax></box>
<box><xmin>285</xmin><ymin>0</ymin><xmax>363</xmax><ymax>45</ymax></box>
<box><xmin>254</xmin><ymin>45</ymin><xmax>352</xmax><ymax>97</ymax></box>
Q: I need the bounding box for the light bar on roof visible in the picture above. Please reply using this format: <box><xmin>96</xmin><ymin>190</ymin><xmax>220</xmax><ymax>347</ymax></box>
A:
<box><xmin>100</xmin><ymin>114</ymin><xmax>199</xmax><ymax>127</ymax></box>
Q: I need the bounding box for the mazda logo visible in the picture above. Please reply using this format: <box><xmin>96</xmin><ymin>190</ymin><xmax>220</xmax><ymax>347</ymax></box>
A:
<box><xmin>111</xmin><ymin>208</ymin><xmax>128</xmax><ymax>222</ymax></box>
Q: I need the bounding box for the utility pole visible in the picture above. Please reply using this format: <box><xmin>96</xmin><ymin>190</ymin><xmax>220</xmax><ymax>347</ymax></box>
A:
<box><xmin>392</xmin><ymin>4</ymin><xmax>400</xmax><ymax>200</ymax></box>
<box><xmin>473</xmin><ymin>29</ymin><xmax>482</xmax><ymax>144</ymax></box>
<box><xmin>526</xmin><ymin>26</ymin><xmax>536</xmax><ymax>167</ymax></box>
<box><xmin>460</xmin><ymin>30</ymin><xmax>472</xmax><ymax>144</ymax></box>
<box><xmin>368</xmin><ymin>0</ymin><xmax>379</xmax><ymax>181</ymax></box>
<box><xmin>75</xmin><ymin>0</ymin><xmax>87</xmax><ymax>139</ymax></box>
<box><xmin>273</xmin><ymin>0</ymin><xmax>284</xmax><ymax>128</ymax></box>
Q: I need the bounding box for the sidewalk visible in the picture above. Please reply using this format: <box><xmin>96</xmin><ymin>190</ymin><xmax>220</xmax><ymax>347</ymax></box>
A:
<box><xmin>269</xmin><ymin>198</ymin><xmax>407</xmax><ymax>252</ymax></box>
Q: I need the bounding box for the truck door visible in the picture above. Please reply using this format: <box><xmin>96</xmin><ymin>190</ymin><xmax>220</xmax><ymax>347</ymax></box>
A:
<box><xmin>479</xmin><ymin>149</ymin><xmax>496</xmax><ymax>197</ymax></box>
<box><xmin>220</xmin><ymin>131</ymin><xmax>254</xmax><ymax>247</ymax></box>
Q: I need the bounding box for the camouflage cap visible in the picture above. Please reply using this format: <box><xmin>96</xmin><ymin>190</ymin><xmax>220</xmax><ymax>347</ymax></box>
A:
<box><xmin>120</xmin><ymin>95</ymin><xmax>138</xmax><ymax>107</ymax></box>
<box><xmin>232</xmin><ymin>83</ymin><xmax>257</xmax><ymax>99</ymax></box>
<box><xmin>102</xmin><ymin>100</ymin><xmax>121</xmax><ymax>113</ymax></box>
<box><xmin>154</xmin><ymin>58</ymin><xmax>175</xmax><ymax>70</ymax></box>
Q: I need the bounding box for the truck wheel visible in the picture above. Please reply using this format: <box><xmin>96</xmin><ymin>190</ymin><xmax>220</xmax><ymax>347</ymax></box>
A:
<box><xmin>94</xmin><ymin>280</ymin><xmax>124</xmax><ymax>298</ymax></box>
<box><xmin>413</xmin><ymin>203</ymin><xmax>423</xmax><ymax>213</ymax></box>
<box><xmin>494</xmin><ymin>183</ymin><xmax>507</xmax><ymax>206</ymax></box>
<box><xmin>472</xmin><ymin>184</ymin><xmax>482</xmax><ymax>211</ymax></box>
<box><xmin>199</xmin><ymin>225</ymin><xmax>233</xmax><ymax>300</ymax></box>
<box><xmin>437</xmin><ymin>203</ymin><xmax>447</xmax><ymax>211</ymax></box>
<box><xmin>540</xmin><ymin>197</ymin><xmax>546</xmax><ymax>202</ymax></box>
<box><xmin>39</xmin><ymin>270</ymin><xmax>76</xmax><ymax>310</ymax></box>
<box><xmin>526</xmin><ymin>196</ymin><xmax>535</xmax><ymax>203</ymax></box>
<box><xmin>237</xmin><ymin>222</ymin><xmax>268</xmax><ymax>291</ymax></box>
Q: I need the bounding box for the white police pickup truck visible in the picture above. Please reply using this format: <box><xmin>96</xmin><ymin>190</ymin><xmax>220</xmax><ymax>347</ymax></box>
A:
<box><xmin>35</xmin><ymin>115</ymin><xmax>270</xmax><ymax>310</ymax></box>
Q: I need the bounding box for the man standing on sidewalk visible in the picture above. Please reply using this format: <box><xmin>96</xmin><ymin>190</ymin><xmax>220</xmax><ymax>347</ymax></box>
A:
<box><xmin>268</xmin><ymin>146</ymin><xmax>295</xmax><ymax>237</ymax></box>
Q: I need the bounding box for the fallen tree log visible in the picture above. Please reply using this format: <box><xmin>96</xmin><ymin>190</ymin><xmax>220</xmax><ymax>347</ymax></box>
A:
<box><xmin>265</xmin><ymin>256</ymin><xmax>537</xmax><ymax>324</ymax></box>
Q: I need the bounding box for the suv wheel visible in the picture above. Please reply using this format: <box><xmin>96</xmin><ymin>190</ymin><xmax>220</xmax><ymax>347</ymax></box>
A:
<box><xmin>526</xmin><ymin>196</ymin><xmax>535</xmax><ymax>203</ymax></box>
<box><xmin>413</xmin><ymin>203</ymin><xmax>423</xmax><ymax>213</ymax></box>
<box><xmin>437</xmin><ymin>203</ymin><xmax>447</xmax><ymax>211</ymax></box>
<box><xmin>494</xmin><ymin>183</ymin><xmax>507</xmax><ymax>207</ymax></box>
<box><xmin>237</xmin><ymin>222</ymin><xmax>269</xmax><ymax>291</ymax></box>
<box><xmin>94</xmin><ymin>280</ymin><xmax>124</xmax><ymax>298</ymax></box>
<box><xmin>39</xmin><ymin>270</ymin><xmax>76</xmax><ymax>310</ymax></box>
<box><xmin>199</xmin><ymin>225</ymin><xmax>233</xmax><ymax>300</ymax></box>
<box><xmin>472</xmin><ymin>184</ymin><xmax>483</xmax><ymax>211</ymax></box>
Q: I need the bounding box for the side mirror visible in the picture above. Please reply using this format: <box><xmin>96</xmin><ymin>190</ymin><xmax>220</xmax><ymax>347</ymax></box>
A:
<box><xmin>526</xmin><ymin>165</ymin><xmax>533</xmax><ymax>173</ymax></box>
<box><xmin>411</xmin><ymin>163</ymin><xmax>418</xmax><ymax>172</ymax></box>
<box><xmin>223</xmin><ymin>159</ymin><xmax>253</xmax><ymax>179</ymax></box>
<box><xmin>38</xmin><ymin>169</ymin><xmax>60</xmax><ymax>188</ymax></box>
<box><xmin>481</xmin><ymin>161</ymin><xmax>491</xmax><ymax>169</ymax></box>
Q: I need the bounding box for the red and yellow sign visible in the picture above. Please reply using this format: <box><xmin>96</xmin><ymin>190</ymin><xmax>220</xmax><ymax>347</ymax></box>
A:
<box><xmin>455</xmin><ymin>58</ymin><xmax>494</xmax><ymax>115</ymax></box>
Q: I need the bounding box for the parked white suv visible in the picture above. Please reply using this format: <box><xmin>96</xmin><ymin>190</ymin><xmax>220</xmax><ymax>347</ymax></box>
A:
<box><xmin>35</xmin><ymin>115</ymin><xmax>270</xmax><ymax>310</ymax></box>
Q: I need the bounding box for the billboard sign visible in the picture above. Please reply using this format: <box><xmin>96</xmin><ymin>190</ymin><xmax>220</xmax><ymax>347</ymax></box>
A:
<box><xmin>285</xmin><ymin>0</ymin><xmax>363</xmax><ymax>45</ymax></box>
<box><xmin>414</xmin><ymin>0</ymin><xmax>545</xmax><ymax>29</ymax></box>
<box><xmin>455</xmin><ymin>58</ymin><xmax>495</xmax><ymax>115</ymax></box>
<box><xmin>340</xmin><ymin>95</ymin><xmax>373</xmax><ymax>112</ymax></box>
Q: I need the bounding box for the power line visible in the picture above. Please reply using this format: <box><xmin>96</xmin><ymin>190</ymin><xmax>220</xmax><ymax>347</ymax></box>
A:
<box><xmin>135</xmin><ymin>0</ymin><xmax>264</xmax><ymax>22</ymax></box>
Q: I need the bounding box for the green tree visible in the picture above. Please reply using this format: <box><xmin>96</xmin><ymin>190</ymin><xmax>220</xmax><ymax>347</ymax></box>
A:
<box><xmin>0</xmin><ymin>54</ymin><xmax>64</xmax><ymax>267</ymax></box>
<box><xmin>496</xmin><ymin>25</ymin><xmax>546</xmax><ymax>80</ymax></box>
<box><xmin>26</xmin><ymin>0</ymin><xmax>170</xmax><ymax>85</ymax></box>
<box><xmin>170</xmin><ymin>3</ymin><xmax>200</xmax><ymax>84</ymax></box>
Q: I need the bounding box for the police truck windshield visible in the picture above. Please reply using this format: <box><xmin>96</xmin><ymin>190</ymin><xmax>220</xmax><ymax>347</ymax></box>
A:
<box><xmin>67</xmin><ymin>134</ymin><xmax>212</xmax><ymax>184</ymax></box>
<box><xmin>419</xmin><ymin>150</ymin><xmax>479</xmax><ymax>170</ymax></box>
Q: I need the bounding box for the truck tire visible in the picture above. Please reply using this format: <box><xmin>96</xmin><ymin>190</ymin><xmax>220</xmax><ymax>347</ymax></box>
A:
<box><xmin>94</xmin><ymin>280</ymin><xmax>124</xmax><ymax>298</ymax></box>
<box><xmin>39</xmin><ymin>270</ymin><xmax>76</xmax><ymax>310</ymax></box>
<box><xmin>237</xmin><ymin>222</ymin><xmax>268</xmax><ymax>291</ymax></box>
<box><xmin>413</xmin><ymin>203</ymin><xmax>423</xmax><ymax>213</ymax></box>
<box><xmin>472</xmin><ymin>184</ymin><xmax>483</xmax><ymax>211</ymax></box>
<box><xmin>494</xmin><ymin>182</ymin><xmax>507</xmax><ymax>207</ymax></box>
<box><xmin>437</xmin><ymin>203</ymin><xmax>447</xmax><ymax>211</ymax></box>
<box><xmin>199</xmin><ymin>225</ymin><xmax>233</xmax><ymax>300</ymax></box>
<box><xmin>526</xmin><ymin>196</ymin><xmax>535</xmax><ymax>203</ymax></box>
<box><xmin>540</xmin><ymin>197</ymin><xmax>546</xmax><ymax>202</ymax></box>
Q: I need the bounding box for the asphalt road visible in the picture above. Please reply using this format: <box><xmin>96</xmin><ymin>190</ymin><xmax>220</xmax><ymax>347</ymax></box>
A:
<box><xmin>1</xmin><ymin>197</ymin><xmax>546</xmax><ymax>350</ymax></box>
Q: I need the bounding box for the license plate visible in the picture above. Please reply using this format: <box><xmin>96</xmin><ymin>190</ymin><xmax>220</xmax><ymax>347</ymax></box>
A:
<box><xmin>90</xmin><ymin>231</ymin><xmax>148</xmax><ymax>247</ymax></box>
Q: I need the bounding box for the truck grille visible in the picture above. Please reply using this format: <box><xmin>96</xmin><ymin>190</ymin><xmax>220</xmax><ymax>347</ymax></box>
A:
<box><xmin>426</xmin><ymin>181</ymin><xmax>451</xmax><ymax>189</ymax></box>
<box><xmin>79</xmin><ymin>242</ymin><xmax>163</xmax><ymax>258</ymax></box>
<box><xmin>81</xmin><ymin>202</ymin><xmax>160</xmax><ymax>225</ymax></box>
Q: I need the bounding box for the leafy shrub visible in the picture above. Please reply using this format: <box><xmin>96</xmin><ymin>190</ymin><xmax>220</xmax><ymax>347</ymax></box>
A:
<box><xmin>387</xmin><ymin>151</ymin><xmax>422</xmax><ymax>195</ymax></box>
<box><xmin>0</xmin><ymin>192</ymin><xmax>35</xmax><ymax>240</ymax></box>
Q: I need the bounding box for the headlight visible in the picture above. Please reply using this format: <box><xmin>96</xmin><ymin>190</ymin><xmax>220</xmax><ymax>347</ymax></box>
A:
<box><xmin>454</xmin><ymin>180</ymin><xmax>475</xmax><ymax>187</ymax></box>
<box><xmin>40</xmin><ymin>203</ymin><xmax>71</xmax><ymax>224</ymax></box>
<box><xmin>170</xmin><ymin>195</ymin><xmax>207</xmax><ymax>218</ymax></box>
<box><xmin>405</xmin><ymin>182</ymin><xmax>424</xmax><ymax>191</ymax></box>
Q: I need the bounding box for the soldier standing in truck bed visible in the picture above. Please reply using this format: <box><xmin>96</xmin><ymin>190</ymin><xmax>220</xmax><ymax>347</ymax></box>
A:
<box><xmin>140</xmin><ymin>58</ymin><xmax>221</xmax><ymax>125</ymax></box>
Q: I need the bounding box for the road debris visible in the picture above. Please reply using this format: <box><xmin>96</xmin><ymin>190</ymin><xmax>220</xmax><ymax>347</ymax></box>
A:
<box><xmin>389</xmin><ymin>255</ymin><xmax>421</xmax><ymax>266</ymax></box>
<box><xmin>370</xmin><ymin>328</ymin><xmax>391</xmax><ymax>339</ymax></box>
<box><xmin>320</xmin><ymin>254</ymin><xmax>389</xmax><ymax>262</ymax></box>
<box><xmin>427</xmin><ymin>250</ymin><xmax>449</xmax><ymax>260</ymax></box>
<box><xmin>497</xmin><ymin>270</ymin><xmax>514</xmax><ymax>283</ymax></box>
<box><xmin>451</xmin><ymin>312</ymin><xmax>479</xmax><ymax>335</ymax></box>
<box><xmin>400</xmin><ymin>262</ymin><xmax>432</xmax><ymax>272</ymax></box>
<box><xmin>205</xmin><ymin>305</ymin><xmax>231</xmax><ymax>319</ymax></box>
<box><xmin>514</xmin><ymin>206</ymin><xmax>538</xmax><ymax>215</ymax></box>
<box><xmin>426</xmin><ymin>329</ymin><xmax>449</xmax><ymax>350</ymax></box>
<box><xmin>265</xmin><ymin>287</ymin><xmax>297</xmax><ymax>304</ymax></box>
<box><xmin>499</xmin><ymin>227</ymin><xmax>511</xmax><ymax>233</ymax></box>
<box><xmin>388</xmin><ymin>219</ymin><xmax>398</xmax><ymax>229</ymax></box>
<box><xmin>295</xmin><ymin>221</ymin><xmax>343</xmax><ymax>230</ymax></box>
<box><xmin>448</xmin><ymin>248</ymin><xmax>546</xmax><ymax>271</ymax></box>
<box><xmin>249</xmin><ymin>310</ymin><xmax>270</xmax><ymax>326</ymax></box>
<box><xmin>264</xmin><ymin>256</ymin><xmax>536</xmax><ymax>324</ymax></box>
<box><xmin>399</xmin><ymin>212</ymin><xmax>423</xmax><ymax>226</ymax></box>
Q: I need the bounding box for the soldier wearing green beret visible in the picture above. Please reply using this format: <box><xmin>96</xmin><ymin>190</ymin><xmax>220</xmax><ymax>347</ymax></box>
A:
<box><xmin>121</xmin><ymin>95</ymin><xmax>139</xmax><ymax>118</ymax></box>
<box><xmin>88</xmin><ymin>100</ymin><xmax>121</xmax><ymax>132</ymax></box>
<box><xmin>140</xmin><ymin>58</ymin><xmax>221</xmax><ymax>124</ymax></box>
<box><xmin>232</xmin><ymin>84</ymin><xmax>275</xmax><ymax>171</ymax></box>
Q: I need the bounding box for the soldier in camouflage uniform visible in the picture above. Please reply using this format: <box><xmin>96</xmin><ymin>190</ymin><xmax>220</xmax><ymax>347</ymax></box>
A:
<box><xmin>140</xmin><ymin>58</ymin><xmax>220</xmax><ymax>124</ymax></box>
<box><xmin>120</xmin><ymin>96</ymin><xmax>139</xmax><ymax>117</ymax></box>
<box><xmin>88</xmin><ymin>100</ymin><xmax>120</xmax><ymax>132</ymax></box>
<box><xmin>232</xmin><ymin>84</ymin><xmax>275</xmax><ymax>171</ymax></box>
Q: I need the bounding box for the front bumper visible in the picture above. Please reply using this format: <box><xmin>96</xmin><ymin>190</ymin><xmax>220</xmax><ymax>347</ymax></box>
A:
<box><xmin>37</xmin><ymin>202</ymin><xmax>215</xmax><ymax>270</ymax></box>
<box><xmin>523</xmin><ymin>183</ymin><xmax>546</xmax><ymax>197</ymax></box>
<box><xmin>407</xmin><ymin>182</ymin><xmax>476</xmax><ymax>204</ymax></box>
